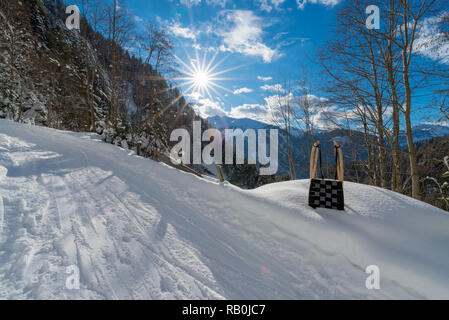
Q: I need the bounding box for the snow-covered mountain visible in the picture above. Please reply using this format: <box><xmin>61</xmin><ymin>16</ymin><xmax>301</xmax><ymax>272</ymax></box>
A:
<box><xmin>208</xmin><ymin>116</ymin><xmax>449</xmax><ymax>177</ymax></box>
<box><xmin>399</xmin><ymin>123</ymin><xmax>449</xmax><ymax>146</ymax></box>
<box><xmin>1</xmin><ymin>119</ymin><xmax>449</xmax><ymax>299</ymax></box>
<box><xmin>207</xmin><ymin>115</ymin><xmax>277</xmax><ymax>131</ymax></box>
<box><xmin>208</xmin><ymin>116</ymin><xmax>449</xmax><ymax>143</ymax></box>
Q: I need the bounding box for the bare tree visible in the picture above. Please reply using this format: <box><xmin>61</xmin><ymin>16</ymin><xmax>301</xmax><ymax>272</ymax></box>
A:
<box><xmin>269</xmin><ymin>80</ymin><xmax>297</xmax><ymax>180</ymax></box>
<box><xmin>141</xmin><ymin>23</ymin><xmax>177</xmax><ymax>75</ymax></box>
<box><xmin>317</xmin><ymin>0</ymin><xmax>444</xmax><ymax>199</ymax></box>
<box><xmin>106</xmin><ymin>0</ymin><xmax>135</xmax><ymax>126</ymax></box>
<box><xmin>394</xmin><ymin>0</ymin><xmax>439</xmax><ymax>199</ymax></box>
<box><xmin>293</xmin><ymin>67</ymin><xmax>317</xmax><ymax>161</ymax></box>
<box><xmin>317</xmin><ymin>0</ymin><xmax>392</xmax><ymax>188</ymax></box>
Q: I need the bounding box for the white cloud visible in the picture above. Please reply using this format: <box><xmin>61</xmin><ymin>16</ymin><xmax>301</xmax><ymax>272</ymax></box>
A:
<box><xmin>134</xmin><ymin>15</ymin><xmax>143</xmax><ymax>22</ymax></box>
<box><xmin>273</xmin><ymin>32</ymin><xmax>288</xmax><ymax>40</ymax></box>
<box><xmin>192</xmin><ymin>43</ymin><xmax>218</xmax><ymax>52</ymax></box>
<box><xmin>257</xmin><ymin>76</ymin><xmax>273</xmax><ymax>81</ymax></box>
<box><xmin>216</xmin><ymin>10</ymin><xmax>280</xmax><ymax>63</ymax></box>
<box><xmin>169</xmin><ymin>22</ymin><xmax>198</xmax><ymax>40</ymax></box>
<box><xmin>255</xmin><ymin>0</ymin><xmax>286</xmax><ymax>13</ymax></box>
<box><xmin>233</xmin><ymin>87</ymin><xmax>253</xmax><ymax>94</ymax></box>
<box><xmin>229</xmin><ymin>104</ymin><xmax>272</xmax><ymax>123</ymax></box>
<box><xmin>180</xmin><ymin>0</ymin><xmax>202</xmax><ymax>7</ymax></box>
<box><xmin>223</xmin><ymin>91</ymin><xmax>342</xmax><ymax>127</ymax></box>
<box><xmin>310</xmin><ymin>109</ymin><xmax>339</xmax><ymax>129</ymax></box>
<box><xmin>264</xmin><ymin>93</ymin><xmax>292</xmax><ymax>108</ymax></box>
<box><xmin>414</xmin><ymin>13</ymin><xmax>449</xmax><ymax>65</ymax></box>
<box><xmin>180</xmin><ymin>0</ymin><xmax>228</xmax><ymax>7</ymax></box>
<box><xmin>296</xmin><ymin>0</ymin><xmax>340</xmax><ymax>10</ymax></box>
<box><xmin>206</xmin><ymin>0</ymin><xmax>228</xmax><ymax>7</ymax></box>
<box><xmin>305</xmin><ymin>99</ymin><xmax>347</xmax><ymax>129</ymax></box>
<box><xmin>262</xmin><ymin>93</ymin><xmax>342</xmax><ymax>129</ymax></box>
<box><xmin>261</xmin><ymin>83</ymin><xmax>285</xmax><ymax>93</ymax></box>
<box><xmin>187</xmin><ymin>92</ymin><xmax>227</xmax><ymax>118</ymax></box>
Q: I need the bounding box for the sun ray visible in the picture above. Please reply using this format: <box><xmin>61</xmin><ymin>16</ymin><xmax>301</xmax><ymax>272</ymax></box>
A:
<box><xmin>171</xmin><ymin>46</ymin><xmax>248</xmax><ymax>110</ymax></box>
<box><xmin>208</xmin><ymin>81</ymin><xmax>234</xmax><ymax>94</ymax></box>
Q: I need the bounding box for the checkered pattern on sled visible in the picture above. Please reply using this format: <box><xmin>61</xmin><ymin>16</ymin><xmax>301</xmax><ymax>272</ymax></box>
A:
<box><xmin>308</xmin><ymin>178</ymin><xmax>344</xmax><ymax>210</ymax></box>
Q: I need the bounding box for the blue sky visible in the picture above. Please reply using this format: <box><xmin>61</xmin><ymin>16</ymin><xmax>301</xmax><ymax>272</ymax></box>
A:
<box><xmin>123</xmin><ymin>0</ymin><xmax>448</xmax><ymax>128</ymax></box>
<box><xmin>125</xmin><ymin>0</ymin><xmax>341</xmax><ymax>124</ymax></box>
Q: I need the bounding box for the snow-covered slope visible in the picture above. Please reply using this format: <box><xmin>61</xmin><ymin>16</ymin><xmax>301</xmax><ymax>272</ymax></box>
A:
<box><xmin>1</xmin><ymin>119</ymin><xmax>449</xmax><ymax>299</ymax></box>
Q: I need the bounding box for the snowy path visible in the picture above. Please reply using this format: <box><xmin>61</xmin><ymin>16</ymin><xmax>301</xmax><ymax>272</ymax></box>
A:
<box><xmin>0</xmin><ymin>120</ymin><xmax>448</xmax><ymax>299</ymax></box>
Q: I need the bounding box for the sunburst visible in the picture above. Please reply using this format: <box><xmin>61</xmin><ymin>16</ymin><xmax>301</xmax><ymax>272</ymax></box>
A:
<box><xmin>172</xmin><ymin>46</ymin><xmax>244</xmax><ymax>101</ymax></box>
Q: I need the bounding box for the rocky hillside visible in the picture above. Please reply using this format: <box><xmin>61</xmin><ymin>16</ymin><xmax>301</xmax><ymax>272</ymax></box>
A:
<box><xmin>0</xmin><ymin>0</ymin><xmax>109</xmax><ymax>131</ymax></box>
<box><xmin>0</xmin><ymin>0</ymin><xmax>200</xmax><ymax>157</ymax></box>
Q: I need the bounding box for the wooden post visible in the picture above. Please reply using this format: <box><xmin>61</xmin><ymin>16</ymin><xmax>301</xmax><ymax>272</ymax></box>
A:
<box><xmin>216</xmin><ymin>165</ymin><xmax>224</xmax><ymax>183</ymax></box>
<box><xmin>334</xmin><ymin>141</ymin><xmax>344</xmax><ymax>182</ymax></box>
<box><xmin>310</xmin><ymin>141</ymin><xmax>320</xmax><ymax>180</ymax></box>
<box><xmin>136</xmin><ymin>142</ymin><xmax>141</xmax><ymax>156</ymax></box>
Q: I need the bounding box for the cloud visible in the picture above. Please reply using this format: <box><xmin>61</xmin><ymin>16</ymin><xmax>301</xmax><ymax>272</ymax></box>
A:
<box><xmin>264</xmin><ymin>93</ymin><xmax>292</xmax><ymax>108</ymax></box>
<box><xmin>296</xmin><ymin>0</ymin><xmax>340</xmax><ymax>10</ymax></box>
<box><xmin>179</xmin><ymin>0</ymin><xmax>228</xmax><ymax>7</ymax></box>
<box><xmin>205</xmin><ymin>0</ymin><xmax>228</xmax><ymax>7</ymax></box>
<box><xmin>180</xmin><ymin>0</ymin><xmax>202</xmax><ymax>7</ymax></box>
<box><xmin>229</xmin><ymin>104</ymin><xmax>272</xmax><ymax>123</ymax></box>
<box><xmin>255</xmin><ymin>0</ymin><xmax>286</xmax><ymax>12</ymax></box>
<box><xmin>192</xmin><ymin>43</ymin><xmax>218</xmax><ymax>52</ymax></box>
<box><xmin>257</xmin><ymin>76</ymin><xmax>273</xmax><ymax>81</ymax></box>
<box><xmin>262</xmin><ymin>93</ymin><xmax>342</xmax><ymax>129</ymax></box>
<box><xmin>233</xmin><ymin>87</ymin><xmax>253</xmax><ymax>94</ymax></box>
<box><xmin>216</xmin><ymin>10</ymin><xmax>280</xmax><ymax>63</ymax></box>
<box><xmin>261</xmin><ymin>84</ymin><xmax>285</xmax><ymax>93</ymax></box>
<box><xmin>187</xmin><ymin>92</ymin><xmax>227</xmax><ymax>118</ymax></box>
<box><xmin>134</xmin><ymin>15</ymin><xmax>143</xmax><ymax>22</ymax></box>
<box><xmin>224</xmin><ymin>91</ymin><xmax>341</xmax><ymax>128</ymax></box>
<box><xmin>273</xmin><ymin>32</ymin><xmax>288</xmax><ymax>40</ymax></box>
<box><xmin>169</xmin><ymin>22</ymin><xmax>197</xmax><ymax>40</ymax></box>
<box><xmin>414</xmin><ymin>13</ymin><xmax>449</xmax><ymax>65</ymax></box>
<box><xmin>310</xmin><ymin>109</ymin><xmax>339</xmax><ymax>129</ymax></box>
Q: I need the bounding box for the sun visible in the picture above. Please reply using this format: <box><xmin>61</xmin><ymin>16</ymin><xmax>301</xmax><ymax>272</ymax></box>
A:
<box><xmin>193</xmin><ymin>71</ymin><xmax>210</xmax><ymax>89</ymax></box>
<box><xmin>171</xmin><ymin>48</ymin><xmax>242</xmax><ymax>100</ymax></box>
<box><xmin>150</xmin><ymin>48</ymin><xmax>244</xmax><ymax>119</ymax></box>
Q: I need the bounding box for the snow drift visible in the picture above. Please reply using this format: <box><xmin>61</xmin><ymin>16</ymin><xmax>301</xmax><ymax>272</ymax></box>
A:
<box><xmin>0</xmin><ymin>119</ymin><xmax>448</xmax><ymax>299</ymax></box>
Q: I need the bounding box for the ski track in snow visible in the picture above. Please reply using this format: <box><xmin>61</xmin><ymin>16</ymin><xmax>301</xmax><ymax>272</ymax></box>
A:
<box><xmin>0</xmin><ymin>120</ymin><xmax>448</xmax><ymax>299</ymax></box>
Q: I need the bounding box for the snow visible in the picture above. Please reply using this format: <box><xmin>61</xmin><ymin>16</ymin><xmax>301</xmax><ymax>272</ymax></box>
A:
<box><xmin>0</xmin><ymin>119</ymin><xmax>449</xmax><ymax>299</ymax></box>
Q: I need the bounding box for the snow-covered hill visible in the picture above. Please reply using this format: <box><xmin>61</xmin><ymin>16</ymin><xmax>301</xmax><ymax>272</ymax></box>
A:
<box><xmin>1</xmin><ymin>119</ymin><xmax>449</xmax><ymax>299</ymax></box>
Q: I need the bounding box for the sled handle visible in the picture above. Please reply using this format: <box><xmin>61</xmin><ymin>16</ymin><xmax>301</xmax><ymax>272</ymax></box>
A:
<box><xmin>334</xmin><ymin>141</ymin><xmax>344</xmax><ymax>182</ymax></box>
<box><xmin>310</xmin><ymin>141</ymin><xmax>320</xmax><ymax>179</ymax></box>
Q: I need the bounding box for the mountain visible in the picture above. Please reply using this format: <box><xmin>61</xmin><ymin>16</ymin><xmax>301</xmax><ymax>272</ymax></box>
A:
<box><xmin>209</xmin><ymin>116</ymin><xmax>449</xmax><ymax>144</ymax></box>
<box><xmin>207</xmin><ymin>115</ymin><xmax>275</xmax><ymax>131</ymax></box>
<box><xmin>399</xmin><ymin>123</ymin><xmax>449</xmax><ymax>146</ymax></box>
<box><xmin>206</xmin><ymin>116</ymin><xmax>365</xmax><ymax>178</ymax></box>
<box><xmin>1</xmin><ymin>119</ymin><xmax>449</xmax><ymax>299</ymax></box>
<box><xmin>207</xmin><ymin>116</ymin><xmax>449</xmax><ymax>179</ymax></box>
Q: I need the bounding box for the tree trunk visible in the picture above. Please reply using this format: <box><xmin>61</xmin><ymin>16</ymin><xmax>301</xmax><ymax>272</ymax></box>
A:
<box><xmin>403</xmin><ymin>72</ymin><xmax>420</xmax><ymax>199</ymax></box>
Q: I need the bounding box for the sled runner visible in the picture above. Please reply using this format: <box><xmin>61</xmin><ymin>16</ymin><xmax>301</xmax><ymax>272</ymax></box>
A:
<box><xmin>308</xmin><ymin>141</ymin><xmax>345</xmax><ymax>211</ymax></box>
